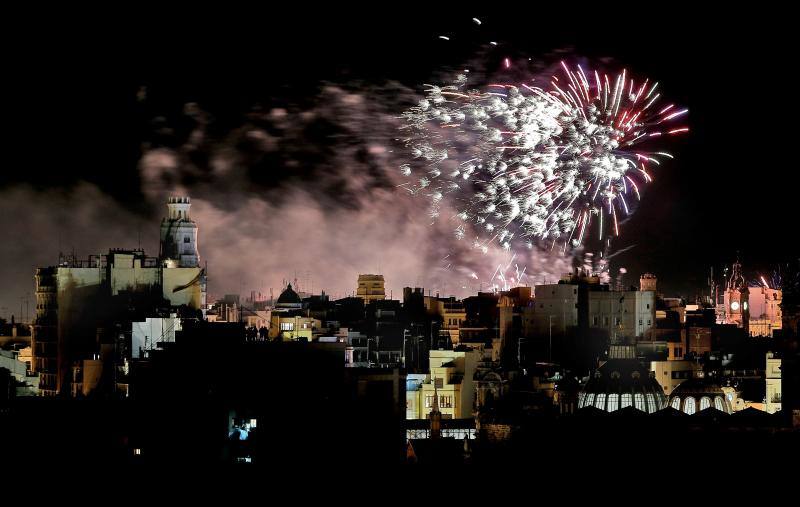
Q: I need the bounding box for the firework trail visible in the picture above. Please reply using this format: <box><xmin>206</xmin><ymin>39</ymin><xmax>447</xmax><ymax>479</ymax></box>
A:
<box><xmin>399</xmin><ymin>62</ymin><xmax>687</xmax><ymax>255</ymax></box>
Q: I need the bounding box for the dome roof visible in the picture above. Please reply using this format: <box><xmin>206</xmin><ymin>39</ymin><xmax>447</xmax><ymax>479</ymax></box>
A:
<box><xmin>667</xmin><ymin>377</ymin><xmax>732</xmax><ymax>414</ymax></box>
<box><xmin>578</xmin><ymin>358</ymin><xmax>667</xmax><ymax>413</ymax></box>
<box><xmin>276</xmin><ymin>284</ymin><xmax>302</xmax><ymax>306</ymax></box>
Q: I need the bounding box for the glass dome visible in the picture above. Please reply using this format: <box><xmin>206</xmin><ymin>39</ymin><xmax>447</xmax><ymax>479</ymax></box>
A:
<box><xmin>667</xmin><ymin>378</ymin><xmax>732</xmax><ymax>414</ymax></box>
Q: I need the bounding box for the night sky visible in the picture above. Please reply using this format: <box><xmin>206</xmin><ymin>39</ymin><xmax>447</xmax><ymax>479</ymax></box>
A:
<box><xmin>3</xmin><ymin>7</ymin><xmax>797</xmax><ymax>313</ymax></box>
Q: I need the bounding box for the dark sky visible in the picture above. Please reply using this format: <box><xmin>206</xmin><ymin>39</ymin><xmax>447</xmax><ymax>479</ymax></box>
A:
<box><xmin>4</xmin><ymin>6</ymin><xmax>797</xmax><ymax>303</ymax></box>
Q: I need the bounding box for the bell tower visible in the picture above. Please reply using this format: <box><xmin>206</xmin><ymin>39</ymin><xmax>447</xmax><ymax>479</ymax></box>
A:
<box><xmin>160</xmin><ymin>196</ymin><xmax>199</xmax><ymax>267</ymax></box>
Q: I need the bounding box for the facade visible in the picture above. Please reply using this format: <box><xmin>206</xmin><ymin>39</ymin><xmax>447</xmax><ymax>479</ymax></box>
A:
<box><xmin>356</xmin><ymin>274</ymin><xmax>385</xmax><ymax>304</ymax></box>
<box><xmin>406</xmin><ymin>349</ymin><xmax>480</xmax><ymax>420</ymax></box>
<box><xmin>650</xmin><ymin>359</ymin><xmax>701</xmax><ymax>396</ymax></box>
<box><xmin>530</xmin><ymin>274</ymin><xmax>656</xmax><ymax>342</ymax></box>
<box><xmin>719</xmin><ymin>259</ymin><xmax>750</xmax><ymax>333</ymax></box>
<box><xmin>765</xmin><ymin>352</ymin><xmax>782</xmax><ymax>414</ymax></box>
<box><xmin>747</xmin><ymin>286</ymin><xmax>782</xmax><ymax>337</ymax></box>
<box><xmin>131</xmin><ymin>314</ymin><xmax>182</xmax><ymax>358</ymax></box>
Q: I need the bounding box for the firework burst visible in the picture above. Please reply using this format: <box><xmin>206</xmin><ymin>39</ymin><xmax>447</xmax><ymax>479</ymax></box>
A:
<box><xmin>399</xmin><ymin>62</ymin><xmax>687</xmax><ymax>253</ymax></box>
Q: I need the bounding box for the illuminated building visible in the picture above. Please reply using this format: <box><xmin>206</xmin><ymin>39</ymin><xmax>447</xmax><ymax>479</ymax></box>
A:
<box><xmin>720</xmin><ymin>258</ymin><xmax>750</xmax><ymax>333</ymax></box>
<box><xmin>267</xmin><ymin>284</ymin><xmax>321</xmax><ymax>341</ymax></box>
<box><xmin>356</xmin><ymin>274</ymin><xmax>385</xmax><ymax>303</ymax></box>
<box><xmin>747</xmin><ymin>286</ymin><xmax>782</xmax><ymax>337</ymax></box>
<box><xmin>650</xmin><ymin>359</ymin><xmax>701</xmax><ymax>396</ymax></box>
<box><xmin>31</xmin><ymin>196</ymin><xmax>206</xmax><ymax>396</ymax></box>
<box><xmin>406</xmin><ymin>348</ymin><xmax>480</xmax><ymax>420</ymax></box>
<box><xmin>765</xmin><ymin>352</ymin><xmax>782</xmax><ymax>414</ymax></box>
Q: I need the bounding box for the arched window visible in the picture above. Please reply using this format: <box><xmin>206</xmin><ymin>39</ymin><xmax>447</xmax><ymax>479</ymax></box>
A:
<box><xmin>700</xmin><ymin>397</ymin><xmax>711</xmax><ymax>411</ymax></box>
<box><xmin>585</xmin><ymin>393</ymin><xmax>595</xmax><ymax>408</ymax></box>
<box><xmin>634</xmin><ymin>393</ymin><xmax>645</xmax><ymax>411</ymax></box>
<box><xmin>671</xmin><ymin>397</ymin><xmax>681</xmax><ymax>410</ymax></box>
<box><xmin>595</xmin><ymin>393</ymin><xmax>606</xmax><ymax>411</ymax></box>
<box><xmin>607</xmin><ymin>394</ymin><xmax>619</xmax><ymax>412</ymax></box>
<box><xmin>621</xmin><ymin>393</ymin><xmax>632</xmax><ymax>409</ymax></box>
<box><xmin>646</xmin><ymin>393</ymin><xmax>657</xmax><ymax>413</ymax></box>
<box><xmin>714</xmin><ymin>396</ymin><xmax>725</xmax><ymax>412</ymax></box>
<box><xmin>683</xmin><ymin>396</ymin><xmax>696</xmax><ymax>415</ymax></box>
<box><xmin>578</xmin><ymin>393</ymin><xmax>586</xmax><ymax>408</ymax></box>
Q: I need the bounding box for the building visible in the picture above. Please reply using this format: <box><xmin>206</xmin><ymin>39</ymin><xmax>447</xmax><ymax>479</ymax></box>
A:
<box><xmin>765</xmin><ymin>352</ymin><xmax>781</xmax><ymax>414</ymax></box>
<box><xmin>748</xmin><ymin>286</ymin><xmax>782</xmax><ymax>337</ymax></box>
<box><xmin>667</xmin><ymin>377</ymin><xmax>733</xmax><ymax>414</ymax></box>
<box><xmin>531</xmin><ymin>272</ymin><xmax>655</xmax><ymax>341</ymax></box>
<box><xmin>578</xmin><ymin>345</ymin><xmax>667</xmax><ymax>413</ymax></box>
<box><xmin>719</xmin><ymin>258</ymin><xmax>750</xmax><ymax>333</ymax></box>
<box><xmin>159</xmin><ymin>196</ymin><xmax>199</xmax><ymax>268</ymax></box>
<box><xmin>31</xmin><ymin>196</ymin><xmax>206</xmax><ymax>396</ymax></box>
<box><xmin>356</xmin><ymin>274</ymin><xmax>385</xmax><ymax>304</ymax></box>
<box><xmin>650</xmin><ymin>359</ymin><xmax>701</xmax><ymax>396</ymax></box>
<box><xmin>406</xmin><ymin>348</ymin><xmax>480</xmax><ymax>420</ymax></box>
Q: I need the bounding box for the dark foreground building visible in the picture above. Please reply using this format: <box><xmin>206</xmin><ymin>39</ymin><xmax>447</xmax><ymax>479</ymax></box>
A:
<box><xmin>1</xmin><ymin>321</ymin><xmax>406</xmax><ymax>466</ymax></box>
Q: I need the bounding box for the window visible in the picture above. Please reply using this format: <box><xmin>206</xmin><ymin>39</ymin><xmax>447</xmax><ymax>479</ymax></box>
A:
<box><xmin>671</xmin><ymin>397</ymin><xmax>681</xmax><ymax>410</ymax></box>
<box><xmin>604</xmin><ymin>317</ymin><xmax>609</xmax><ymax>326</ymax></box>
<box><xmin>714</xmin><ymin>397</ymin><xmax>725</xmax><ymax>411</ymax></box>
<box><xmin>621</xmin><ymin>393</ymin><xmax>632</xmax><ymax>409</ymax></box>
<box><xmin>607</xmin><ymin>394</ymin><xmax>619</xmax><ymax>412</ymax></box>
<box><xmin>578</xmin><ymin>393</ymin><xmax>586</xmax><ymax>408</ymax></box>
<box><xmin>634</xmin><ymin>393</ymin><xmax>645</xmax><ymax>411</ymax></box>
<box><xmin>184</xmin><ymin>236</ymin><xmax>190</xmax><ymax>243</ymax></box>
<box><xmin>639</xmin><ymin>319</ymin><xmax>643</xmax><ymax>326</ymax></box>
<box><xmin>683</xmin><ymin>397</ymin><xmax>696</xmax><ymax>415</ymax></box>
<box><xmin>700</xmin><ymin>397</ymin><xmax>711</xmax><ymax>411</ymax></box>
<box><xmin>585</xmin><ymin>393</ymin><xmax>595</xmax><ymax>407</ymax></box>
<box><xmin>647</xmin><ymin>320</ymin><xmax>651</xmax><ymax>326</ymax></box>
<box><xmin>595</xmin><ymin>393</ymin><xmax>606</xmax><ymax>411</ymax></box>
<box><xmin>440</xmin><ymin>396</ymin><xmax>453</xmax><ymax>408</ymax></box>
<box><xmin>646</xmin><ymin>394</ymin><xmax>657</xmax><ymax>413</ymax></box>
<box><xmin>646</xmin><ymin>304</ymin><xmax>650</xmax><ymax>309</ymax></box>
<box><xmin>593</xmin><ymin>316</ymin><xmax>599</xmax><ymax>326</ymax></box>
<box><xmin>280</xmin><ymin>322</ymin><xmax>294</xmax><ymax>331</ymax></box>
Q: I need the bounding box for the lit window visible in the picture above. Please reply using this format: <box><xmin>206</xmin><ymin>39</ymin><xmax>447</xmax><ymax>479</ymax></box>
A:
<box><xmin>133</xmin><ymin>448</ymin><xmax>141</xmax><ymax>456</ymax></box>
<box><xmin>621</xmin><ymin>393</ymin><xmax>632</xmax><ymax>409</ymax></box>
<box><xmin>646</xmin><ymin>393</ymin><xmax>657</xmax><ymax>413</ymax></box>
<box><xmin>634</xmin><ymin>393</ymin><xmax>645</xmax><ymax>411</ymax></box>
<box><xmin>671</xmin><ymin>397</ymin><xmax>681</xmax><ymax>410</ymax></box>
<box><xmin>425</xmin><ymin>395</ymin><xmax>434</xmax><ymax>408</ymax></box>
<box><xmin>607</xmin><ymin>394</ymin><xmax>619</xmax><ymax>412</ymax></box>
<box><xmin>585</xmin><ymin>393</ymin><xmax>595</xmax><ymax>407</ymax></box>
<box><xmin>700</xmin><ymin>397</ymin><xmax>711</xmax><ymax>411</ymax></box>
<box><xmin>683</xmin><ymin>397</ymin><xmax>696</xmax><ymax>415</ymax></box>
<box><xmin>440</xmin><ymin>396</ymin><xmax>453</xmax><ymax>408</ymax></box>
<box><xmin>578</xmin><ymin>393</ymin><xmax>586</xmax><ymax>408</ymax></box>
<box><xmin>595</xmin><ymin>393</ymin><xmax>606</xmax><ymax>411</ymax></box>
<box><xmin>280</xmin><ymin>322</ymin><xmax>294</xmax><ymax>331</ymax></box>
<box><xmin>714</xmin><ymin>397</ymin><xmax>724</xmax><ymax>411</ymax></box>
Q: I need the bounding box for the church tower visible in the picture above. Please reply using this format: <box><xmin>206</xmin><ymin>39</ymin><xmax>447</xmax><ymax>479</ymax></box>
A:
<box><xmin>160</xmin><ymin>196</ymin><xmax>199</xmax><ymax>267</ymax></box>
<box><xmin>724</xmin><ymin>257</ymin><xmax>750</xmax><ymax>333</ymax></box>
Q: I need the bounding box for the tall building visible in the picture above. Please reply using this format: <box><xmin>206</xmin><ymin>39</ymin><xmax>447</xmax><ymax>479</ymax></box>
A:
<box><xmin>356</xmin><ymin>274</ymin><xmax>385</xmax><ymax>303</ymax></box>
<box><xmin>31</xmin><ymin>196</ymin><xmax>206</xmax><ymax>396</ymax></box>
<box><xmin>159</xmin><ymin>196</ymin><xmax>199</xmax><ymax>268</ymax></box>
<box><xmin>720</xmin><ymin>259</ymin><xmax>750</xmax><ymax>333</ymax></box>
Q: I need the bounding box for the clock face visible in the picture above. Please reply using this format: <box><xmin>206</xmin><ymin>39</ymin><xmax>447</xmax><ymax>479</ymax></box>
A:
<box><xmin>730</xmin><ymin>301</ymin><xmax>740</xmax><ymax>311</ymax></box>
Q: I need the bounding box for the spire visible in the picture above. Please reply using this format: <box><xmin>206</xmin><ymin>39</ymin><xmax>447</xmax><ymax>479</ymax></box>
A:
<box><xmin>430</xmin><ymin>374</ymin><xmax>441</xmax><ymax>439</ymax></box>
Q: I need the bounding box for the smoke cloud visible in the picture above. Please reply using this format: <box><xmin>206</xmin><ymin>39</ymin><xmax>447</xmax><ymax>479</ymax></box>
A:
<box><xmin>0</xmin><ymin>81</ymin><xmax>573</xmax><ymax>315</ymax></box>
